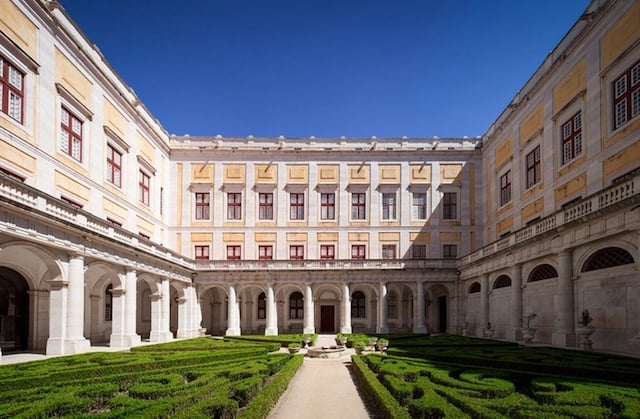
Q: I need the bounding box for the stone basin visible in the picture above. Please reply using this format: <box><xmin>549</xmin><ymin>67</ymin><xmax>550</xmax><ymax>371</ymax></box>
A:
<box><xmin>306</xmin><ymin>345</ymin><xmax>348</xmax><ymax>358</ymax></box>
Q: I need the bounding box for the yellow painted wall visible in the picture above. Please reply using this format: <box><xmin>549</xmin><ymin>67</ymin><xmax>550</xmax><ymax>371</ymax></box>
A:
<box><xmin>497</xmin><ymin>216</ymin><xmax>514</xmax><ymax>234</ymax></box>
<box><xmin>223</xmin><ymin>164</ymin><xmax>246</xmax><ymax>183</ymax></box>
<box><xmin>103</xmin><ymin>197</ymin><xmax>127</xmax><ymax>220</ymax></box>
<box><xmin>348</xmin><ymin>232</ymin><xmax>369</xmax><ymax>242</ymax></box>
<box><xmin>223</xmin><ymin>232</ymin><xmax>244</xmax><ymax>242</ymax></box>
<box><xmin>137</xmin><ymin>131</ymin><xmax>155</xmax><ymax>164</ymax></box>
<box><xmin>255</xmin><ymin>164</ymin><xmax>277</xmax><ymax>183</ymax></box>
<box><xmin>521</xmin><ymin>197</ymin><xmax>544</xmax><ymax>220</ymax></box>
<box><xmin>103</xmin><ymin>98</ymin><xmax>129</xmax><ymax>139</ymax></box>
<box><xmin>0</xmin><ymin>139</ymin><xmax>35</xmax><ymax>174</ymax></box>
<box><xmin>55</xmin><ymin>48</ymin><xmax>92</xmax><ymax>107</ymax></box>
<box><xmin>191</xmin><ymin>164</ymin><xmax>213</xmax><ymax>182</ymax></box>
<box><xmin>318</xmin><ymin>165</ymin><xmax>339</xmax><ymax>183</ymax></box>
<box><xmin>553</xmin><ymin>59</ymin><xmax>586</xmax><ymax>114</ymax></box>
<box><xmin>555</xmin><ymin>172</ymin><xmax>587</xmax><ymax>204</ymax></box>
<box><xmin>349</xmin><ymin>164</ymin><xmax>370</xmax><ymax>183</ymax></box>
<box><xmin>409</xmin><ymin>232</ymin><xmax>431</xmax><ymax>243</ymax></box>
<box><xmin>601</xmin><ymin>0</ymin><xmax>640</xmax><ymax>70</ymax></box>
<box><xmin>603</xmin><ymin>141</ymin><xmax>640</xmax><ymax>179</ymax></box>
<box><xmin>605</xmin><ymin>118</ymin><xmax>640</xmax><ymax>148</ymax></box>
<box><xmin>137</xmin><ymin>216</ymin><xmax>154</xmax><ymax>235</ymax></box>
<box><xmin>379</xmin><ymin>165</ymin><xmax>400</xmax><ymax>183</ymax></box>
<box><xmin>255</xmin><ymin>233</ymin><xmax>277</xmax><ymax>242</ymax></box>
<box><xmin>287</xmin><ymin>165</ymin><xmax>308</xmax><ymax>183</ymax></box>
<box><xmin>495</xmin><ymin>136</ymin><xmax>513</xmax><ymax>168</ymax></box>
<box><xmin>0</xmin><ymin>1</ymin><xmax>38</xmax><ymax>58</ymax></box>
<box><xmin>440</xmin><ymin>164</ymin><xmax>462</xmax><ymax>183</ymax></box>
<box><xmin>378</xmin><ymin>232</ymin><xmax>400</xmax><ymax>241</ymax></box>
<box><xmin>440</xmin><ymin>232</ymin><xmax>461</xmax><ymax>242</ymax></box>
<box><xmin>191</xmin><ymin>232</ymin><xmax>213</xmax><ymax>242</ymax></box>
<box><xmin>519</xmin><ymin>104</ymin><xmax>544</xmax><ymax>145</ymax></box>
<box><xmin>558</xmin><ymin>156</ymin><xmax>586</xmax><ymax>178</ymax></box>
<box><xmin>287</xmin><ymin>232</ymin><xmax>308</xmax><ymax>242</ymax></box>
<box><xmin>317</xmin><ymin>232</ymin><xmax>338</xmax><ymax>242</ymax></box>
<box><xmin>55</xmin><ymin>170</ymin><xmax>90</xmax><ymax>201</ymax></box>
<box><xmin>410</xmin><ymin>164</ymin><xmax>431</xmax><ymax>183</ymax></box>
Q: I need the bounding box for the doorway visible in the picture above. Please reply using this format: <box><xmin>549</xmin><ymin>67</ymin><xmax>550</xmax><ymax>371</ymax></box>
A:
<box><xmin>438</xmin><ymin>296</ymin><xmax>447</xmax><ymax>333</ymax></box>
<box><xmin>0</xmin><ymin>267</ymin><xmax>29</xmax><ymax>352</ymax></box>
<box><xmin>320</xmin><ymin>305</ymin><xmax>335</xmax><ymax>333</ymax></box>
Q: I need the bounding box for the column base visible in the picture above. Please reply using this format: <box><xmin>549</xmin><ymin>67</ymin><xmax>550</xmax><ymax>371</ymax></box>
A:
<box><xmin>413</xmin><ymin>325</ymin><xmax>427</xmax><ymax>334</ymax></box>
<box><xmin>265</xmin><ymin>327</ymin><xmax>278</xmax><ymax>336</ymax></box>
<box><xmin>552</xmin><ymin>332</ymin><xmax>577</xmax><ymax>348</ymax></box>
<box><xmin>149</xmin><ymin>331</ymin><xmax>173</xmax><ymax>343</ymax></box>
<box><xmin>303</xmin><ymin>327</ymin><xmax>315</xmax><ymax>334</ymax></box>
<box><xmin>225</xmin><ymin>328</ymin><xmax>241</xmax><ymax>336</ymax></box>
<box><xmin>46</xmin><ymin>337</ymin><xmax>91</xmax><ymax>355</ymax></box>
<box><xmin>340</xmin><ymin>326</ymin><xmax>352</xmax><ymax>334</ymax></box>
<box><xmin>110</xmin><ymin>334</ymin><xmax>141</xmax><ymax>348</ymax></box>
<box><xmin>377</xmin><ymin>326</ymin><xmax>389</xmax><ymax>334</ymax></box>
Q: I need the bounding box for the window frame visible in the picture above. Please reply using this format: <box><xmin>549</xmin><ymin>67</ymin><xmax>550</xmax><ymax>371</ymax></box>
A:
<box><xmin>351</xmin><ymin>244</ymin><xmax>366</xmax><ymax>260</ymax></box>
<box><xmin>194</xmin><ymin>245</ymin><xmax>210</xmax><ymax>260</ymax></box>
<box><xmin>561</xmin><ymin>111</ymin><xmax>583</xmax><ymax>165</ymax></box>
<box><xmin>227</xmin><ymin>192</ymin><xmax>242</xmax><ymax>220</ymax></box>
<box><xmin>442</xmin><ymin>244</ymin><xmax>458</xmax><ymax>259</ymax></box>
<box><xmin>226</xmin><ymin>245</ymin><xmax>241</xmax><ymax>260</ymax></box>
<box><xmin>442</xmin><ymin>191</ymin><xmax>458</xmax><ymax>220</ymax></box>
<box><xmin>320</xmin><ymin>192</ymin><xmax>335</xmax><ymax>220</ymax></box>
<box><xmin>381</xmin><ymin>244</ymin><xmax>397</xmax><ymax>259</ymax></box>
<box><xmin>106</xmin><ymin>143</ymin><xmax>122</xmax><ymax>188</ymax></box>
<box><xmin>289</xmin><ymin>192</ymin><xmax>305</xmax><ymax>220</ymax></box>
<box><xmin>411</xmin><ymin>191</ymin><xmax>428</xmax><ymax>220</ymax></box>
<box><xmin>258</xmin><ymin>192</ymin><xmax>274</xmax><ymax>221</ymax></box>
<box><xmin>195</xmin><ymin>192</ymin><xmax>210</xmax><ymax>220</ymax></box>
<box><xmin>139</xmin><ymin>169</ymin><xmax>150</xmax><ymax>206</ymax></box>
<box><xmin>289</xmin><ymin>245</ymin><xmax>304</xmax><ymax>260</ymax></box>
<box><xmin>258</xmin><ymin>245</ymin><xmax>273</xmax><ymax>260</ymax></box>
<box><xmin>612</xmin><ymin>59</ymin><xmax>640</xmax><ymax>130</ymax></box>
<box><xmin>351</xmin><ymin>291</ymin><xmax>366</xmax><ymax>318</ymax></box>
<box><xmin>411</xmin><ymin>244</ymin><xmax>427</xmax><ymax>259</ymax></box>
<box><xmin>525</xmin><ymin>145</ymin><xmax>541</xmax><ymax>189</ymax></box>
<box><xmin>0</xmin><ymin>54</ymin><xmax>24</xmax><ymax>123</ymax></box>
<box><xmin>257</xmin><ymin>292</ymin><xmax>266</xmax><ymax>319</ymax></box>
<box><xmin>381</xmin><ymin>191</ymin><xmax>397</xmax><ymax>221</ymax></box>
<box><xmin>60</xmin><ymin>105</ymin><xmax>83</xmax><ymax>162</ymax></box>
<box><xmin>320</xmin><ymin>244</ymin><xmax>335</xmax><ymax>260</ymax></box>
<box><xmin>499</xmin><ymin>170</ymin><xmax>511</xmax><ymax>206</ymax></box>
<box><xmin>289</xmin><ymin>291</ymin><xmax>304</xmax><ymax>319</ymax></box>
<box><xmin>351</xmin><ymin>192</ymin><xmax>367</xmax><ymax>221</ymax></box>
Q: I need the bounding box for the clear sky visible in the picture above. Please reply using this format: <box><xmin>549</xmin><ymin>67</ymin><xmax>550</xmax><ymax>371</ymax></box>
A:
<box><xmin>60</xmin><ymin>1</ymin><xmax>590</xmax><ymax>138</ymax></box>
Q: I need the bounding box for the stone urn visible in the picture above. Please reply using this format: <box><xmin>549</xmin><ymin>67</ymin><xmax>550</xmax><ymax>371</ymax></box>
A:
<box><xmin>303</xmin><ymin>335</ymin><xmax>311</xmax><ymax>348</ymax></box>
<box><xmin>521</xmin><ymin>327</ymin><xmax>536</xmax><ymax>344</ymax></box>
<box><xmin>576</xmin><ymin>325</ymin><xmax>595</xmax><ymax>351</ymax></box>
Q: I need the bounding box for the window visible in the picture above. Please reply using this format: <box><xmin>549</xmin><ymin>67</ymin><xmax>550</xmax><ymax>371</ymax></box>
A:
<box><xmin>139</xmin><ymin>232</ymin><xmax>150</xmax><ymax>240</ymax></box>
<box><xmin>320</xmin><ymin>193</ymin><xmax>335</xmax><ymax>220</ymax></box>
<box><xmin>442</xmin><ymin>192</ymin><xmax>457</xmax><ymax>220</ymax></box>
<box><xmin>226</xmin><ymin>245</ymin><xmax>241</xmax><ymax>260</ymax></box>
<box><xmin>0</xmin><ymin>55</ymin><xmax>24</xmax><ymax>123</ymax></box>
<box><xmin>195</xmin><ymin>192</ymin><xmax>210</xmax><ymax>220</ymax></box>
<box><xmin>528</xmin><ymin>264</ymin><xmax>558</xmax><ymax>282</ymax></box>
<box><xmin>613</xmin><ymin>60</ymin><xmax>640</xmax><ymax>130</ymax></box>
<box><xmin>412</xmin><ymin>192</ymin><xmax>427</xmax><ymax>220</ymax></box>
<box><xmin>61</xmin><ymin>196</ymin><xmax>83</xmax><ymax>209</ymax></box>
<box><xmin>468</xmin><ymin>282</ymin><xmax>481</xmax><ymax>294</ymax></box>
<box><xmin>525</xmin><ymin>146</ymin><xmax>541</xmax><ymax>189</ymax></box>
<box><xmin>411</xmin><ymin>244</ymin><xmax>427</xmax><ymax>259</ymax></box>
<box><xmin>351</xmin><ymin>192</ymin><xmax>366</xmax><ymax>220</ymax></box>
<box><xmin>106</xmin><ymin>144</ymin><xmax>122</xmax><ymax>187</ymax></box>
<box><xmin>442</xmin><ymin>244</ymin><xmax>457</xmax><ymax>259</ymax></box>
<box><xmin>139</xmin><ymin>170</ymin><xmax>150</xmax><ymax>206</ymax></box>
<box><xmin>227</xmin><ymin>192</ymin><xmax>242</xmax><ymax>220</ymax></box>
<box><xmin>561</xmin><ymin>112</ymin><xmax>583</xmax><ymax>164</ymax></box>
<box><xmin>195</xmin><ymin>245</ymin><xmax>210</xmax><ymax>260</ymax></box>
<box><xmin>60</xmin><ymin>106</ymin><xmax>83</xmax><ymax>161</ymax></box>
<box><xmin>289</xmin><ymin>292</ymin><xmax>304</xmax><ymax>319</ymax></box>
<box><xmin>258</xmin><ymin>245</ymin><xmax>273</xmax><ymax>260</ymax></box>
<box><xmin>351</xmin><ymin>244</ymin><xmax>366</xmax><ymax>260</ymax></box>
<box><xmin>493</xmin><ymin>275</ymin><xmax>512</xmax><ymax>289</ymax></box>
<box><xmin>0</xmin><ymin>166</ymin><xmax>25</xmax><ymax>182</ymax></box>
<box><xmin>582</xmin><ymin>247</ymin><xmax>634</xmax><ymax>272</ymax></box>
<box><xmin>381</xmin><ymin>192</ymin><xmax>397</xmax><ymax>220</ymax></box>
<box><xmin>290</xmin><ymin>192</ymin><xmax>305</xmax><ymax>220</ymax></box>
<box><xmin>500</xmin><ymin>170</ymin><xmax>511</xmax><ymax>206</ymax></box>
<box><xmin>381</xmin><ymin>244</ymin><xmax>396</xmax><ymax>259</ymax></box>
<box><xmin>104</xmin><ymin>284</ymin><xmax>112</xmax><ymax>322</ymax></box>
<box><xmin>320</xmin><ymin>244</ymin><xmax>335</xmax><ymax>259</ymax></box>
<box><xmin>387</xmin><ymin>291</ymin><xmax>398</xmax><ymax>319</ymax></box>
<box><xmin>290</xmin><ymin>245</ymin><xmax>304</xmax><ymax>260</ymax></box>
<box><xmin>352</xmin><ymin>291</ymin><xmax>365</xmax><ymax>318</ymax></box>
<box><xmin>258</xmin><ymin>193</ymin><xmax>273</xmax><ymax>220</ymax></box>
<box><xmin>257</xmin><ymin>292</ymin><xmax>266</xmax><ymax>319</ymax></box>
<box><xmin>107</xmin><ymin>217</ymin><xmax>122</xmax><ymax>227</ymax></box>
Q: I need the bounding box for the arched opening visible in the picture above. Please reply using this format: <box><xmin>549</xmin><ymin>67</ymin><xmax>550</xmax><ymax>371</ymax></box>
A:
<box><xmin>493</xmin><ymin>275</ymin><xmax>512</xmax><ymax>289</ymax></box>
<box><xmin>468</xmin><ymin>282</ymin><xmax>481</xmax><ymax>293</ymax></box>
<box><xmin>351</xmin><ymin>291</ymin><xmax>365</xmax><ymax>319</ymax></box>
<box><xmin>289</xmin><ymin>292</ymin><xmax>304</xmax><ymax>320</ymax></box>
<box><xmin>582</xmin><ymin>247</ymin><xmax>634</xmax><ymax>272</ymax></box>
<box><xmin>0</xmin><ymin>267</ymin><xmax>29</xmax><ymax>352</ymax></box>
<box><xmin>528</xmin><ymin>264</ymin><xmax>558</xmax><ymax>282</ymax></box>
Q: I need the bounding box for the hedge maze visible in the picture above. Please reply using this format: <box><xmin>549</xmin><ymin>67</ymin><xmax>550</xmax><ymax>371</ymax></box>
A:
<box><xmin>0</xmin><ymin>338</ymin><xmax>301</xmax><ymax>418</ymax></box>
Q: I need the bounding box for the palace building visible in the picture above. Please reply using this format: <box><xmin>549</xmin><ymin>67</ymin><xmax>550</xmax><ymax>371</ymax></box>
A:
<box><xmin>0</xmin><ymin>0</ymin><xmax>638</xmax><ymax>356</ymax></box>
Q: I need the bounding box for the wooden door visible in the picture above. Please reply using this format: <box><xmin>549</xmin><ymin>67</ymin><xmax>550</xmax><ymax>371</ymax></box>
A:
<box><xmin>320</xmin><ymin>305</ymin><xmax>335</xmax><ymax>333</ymax></box>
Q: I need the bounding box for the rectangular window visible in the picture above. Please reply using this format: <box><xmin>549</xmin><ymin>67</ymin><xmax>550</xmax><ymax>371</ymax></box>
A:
<box><xmin>381</xmin><ymin>244</ymin><xmax>396</xmax><ymax>259</ymax></box>
<box><xmin>443</xmin><ymin>244</ymin><xmax>458</xmax><ymax>259</ymax></box>
<box><xmin>0</xmin><ymin>55</ymin><xmax>24</xmax><ymax>123</ymax></box>
<box><xmin>412</xmin><ymin>192</ymin><xmax>427</xmax><ymax>220</ymax></box>
<box><xmin>0</xmin><ymin>167</ymin><xmax>26</xmax><ymax>182</ymax></box>
<box><xmin>525</xmin><ymin>146</ymin><xmax>541</xmax><ymax>189</ymax></box>
<box><xmin>290</xmin><ymin>245</ymin><xmax>304</xmax><ymax>260</ymax></box>
<box><xmin>258</xmin><ymin>245</ymin><xmax>273</xmax><ymax>260</ymax></box>
<box><xmin>561</xmin><ymin>111</ymin><xmax>583</xmax><ymax>165</ymax></box>
<box><xmin>500</xmin><ymin>170</ymin><xmax>511</xmax><ymax>206</ymax></box>
<box><xmin>320</xmin><ymin>244</ymin><xmax>335</xmax><ymax>259</ymax></box>
<box><xmin>351</xmin><ymin>192</ymin><xmax>366</xmax><ymax>220</ymax></box>
<box><xmin>139</xmin><ymin>170</ymin><xmax>150</xmax><ymax>206</ymax></box>
<box><xmin>227</xmin><ymin>192</ymin><xmax>242</xmax><ymax>220</ymax></box>
<box><xmin>442</xmin><ymin>192</ymin><xmax>457</xmax><ymax>220</ymax></box>
<box><xmin>195</xmin><ymin>245</ymin><xmax>210</xmax><ymax>260</ymax></box>
<box><xmin>195</xmin><ymin>192</ymin><xmax>210</xmax><ymax>220</ymax></box>
<box><xmin>258</xmin><ymin>192</ymin><xmax>273</xmax><ymax>220</ymax></box>
<box><xmin>351</xmin><ymin>244</ymin><xmax>366</xmax><ymax>260</ymax></box>
<box><xmin>106</xmin><ymin>217</ymin><xmax>122</xmax><ymax>227</ymax></box>
<box><xmin>106</xmin><ymin>144</ymin><xmax>122</xmax><ymax>187</ymax></box>
<box><xmin>613</xmin><ymin>60</ymin><xmax>640</xmax><ymax>130</ymax></box>
<box><xmin>320</xmin><ymin>192</ymin><xmax>335</xmax><ymax>220</ymax></box>
<box><xmin>226</xmin><ymin>245</ymin><xmax>241</xmax><ymax>260</ymax></box>
<box><xmin>411</xmin><ymin>244</ymin><xmax>427</xmax><ymax>259</ymax></box>
<box><xmin>61</xmin><ymin>196</ymin><xmax>83</xmax><ymax>209</ymax></box>
<box><xmin>289</xmin><ymin>192</ymin><xmax>305</xmax><ymax>220</ymax></box>
<box><xmin>381</xmin><ymin>192</ymin><xmax>397</xmax><ymax>220</ymax></box>
<box><xmin>60</xmin><ymin>106</ymin><xmax>83</xmax><ymax>162</ymax></box>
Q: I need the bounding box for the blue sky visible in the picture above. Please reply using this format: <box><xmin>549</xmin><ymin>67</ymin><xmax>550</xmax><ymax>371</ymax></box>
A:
<box><xmin>60</xmin><ymin>1</ymin><xmax>589</xmax><ymax>138</ymax></box>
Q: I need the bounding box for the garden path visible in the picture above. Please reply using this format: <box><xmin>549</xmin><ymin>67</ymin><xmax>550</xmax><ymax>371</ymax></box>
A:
<box><xmin>268</xmin><ymin>334</ymin><xmax>376</xmax><ymax>419</ymax></box>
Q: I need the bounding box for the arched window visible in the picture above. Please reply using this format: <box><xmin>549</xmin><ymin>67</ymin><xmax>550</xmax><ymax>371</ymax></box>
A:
<box><xmin>387</xmin><ymin>291</ymin><xmax>398</xmax><ymax>319</ymax></box>
<box><xmin>493</xmin><ymin>275</ymin><xmax>512</xmax><ymax>289</ymax></box>
<box><xmin>289</xmin><ymin>292</ymin><xmax>303</xmax><ymax>319</ymax></box>
<box><xmin>528</xmin><ymin>264</ymin><xmax>558</xmax><ymax>282</ymax></box>
<box><xmin>105</xmin><ymin>284</ymin><xmax>113</xmax><ymax>321</ymax></box>
<box><xmin>468</xmin><ymin>282</ymin><xmax>481</xmax><ymax>294</ymax></box>
<box><xmin>257</xmin><ymin>292</ymin><xmax>266</xmax><ymax>319</ymax></box>
<box><xmin>352</xmin><ymin>291</ymin><xmax>366</xmax><ymax>318</ymax></box>
<box><xmin>582</xmin><ymin>247</ymin><xmax>634</xmax><ymax>272</ymax></box>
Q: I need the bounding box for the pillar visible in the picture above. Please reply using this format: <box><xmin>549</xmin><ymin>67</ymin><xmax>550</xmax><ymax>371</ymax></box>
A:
<box><xmin>303</xmin><ymin>284</ymin><xmax>315</xmax><ymax>334</ymax></box>
<box><xmin>553</xmin><ymin>250</ymin><xmax>576</xmax><ymax>347</ymax></box>
<box><xmin>149</xmin><ymin>291</ymin><xmax>163</xmax><ymax>342</ymax></box>
<box><xmin>161</xmin><ymin>279</ymin><xmax>172</xmax><ymax>339</ymax></box>
<box><xmin>45</xmin><ymin>280</ymin><xmax>68</xmax><ymax>355</ymax></box>
<box><xmin>413</xmin><ymin>281</ymin><xmax>427</xmax><ymax>333</ymax></box>
<box><xmin>511</xmin><ymin>263</ymin><xmax>523</xmax><ymax>340</ymax></box>
<box><xmin>176</xmin><ymin>293</ymin><xmax>189</xmax><ymax>338</ymax></box>
<box><xmin>340</xmin><ymin>283</ymin><xmax>352</xmax><ymax>334</ymax></box>
<box><xmin>377</xmin><ymin>282</ymin><xmax>388</xmax><ymax>333</ymax></box>
<box><xmin>109</xmin><ymin>287</ymin><xmax>127</xmax><ymax>347</ymax></box>
<box><xmin>265</xmin><ymin>284</ymin><xmax>278</xmax><ymax>335</ymax></box>
<box><xmin>480</xmin><ymin>274</ymin><xmax>489</xmax><ymax>334</ymax></box>
<box><xmin>226</xmin><ymin>284</ymin><xmax>241</xmax><ymax>336</ymax></box>
<box><xmin>124</xmin><ymin>270</ymin><xmax>141</xmax><ymax>346</ymax></box>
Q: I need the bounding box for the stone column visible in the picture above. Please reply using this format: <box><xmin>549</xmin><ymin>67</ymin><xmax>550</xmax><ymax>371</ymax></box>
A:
<box><xmin>89</xmin><ymin>294</ymin><xmax>100</xmax><ymax>342</ymax></box>
<box><xmin>46</xmin><ymin>279</ymin><xmax>68</xmax><ymax>355</ymax></box>
<box><xmin>553</xmin><ymin>250</ymin><xmax>576</xmax><ymax>347</ymax></box>
<box><xmin>413</xmin><ymin>281</ymin><xmax>427</xmax><ymax>333</ymax></box>
<box><xmin>109</xmin><ymin>286</ymin><xmax>127</xmax><ymax>347</ymax></box>
<box><xmin>265</xmin><ymin>284</ymin><xmax>278</xmax><ymax>335</ymax></box>
<box><xmin>303</xmin><ymin>284</ymin><xmax>315</xmax><ymax>334</ymax></box>
<box><xmin>511</xmin><ymin>263</ymin><xmax>523</xmax><ymax>340</ymax></box>
<box><xmin>149</xmin><ymin>290</ymin><xmax>163</xmax><ymax>342</ymax></box>
<box><xmin>62</xmin><ymin>254</ymin><xmax>91</xmax><ymax>353</ymax></box>
<box><xmin>124</xmin><ymin>270</ymin><xmax>141</xmax><ymax>346</ymax></box>
<box><xmin>226</xmin><ymin>284</ymin><xmax>241</xmax><ymax>336</ymax></box>
<box><xmin>377</xmin><ymin>282</ymin><xmax>388</xmax><ymax>333</ymax></box>
<box><xmin>341</xmin><ymin>283</ymin><xmax>352</xmax><ymax>333</ymax></box>
<box><xmin>161</xmin><ymin>279</ymin><xmax>172</xmax><ymax>340</ymax></box>
<box><xmin>176</xmin><ymin>294</ymin><xmax>188</xmax><ymax>338</ymax></box>
<box><xmin>480</xmin><ymin>274</ymin><xmax>489</xmax><ymax>334</ymax></box>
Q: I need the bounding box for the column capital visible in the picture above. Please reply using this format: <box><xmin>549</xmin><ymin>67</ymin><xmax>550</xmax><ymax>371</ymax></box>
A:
<box><xmin>68</xmin><ymin>252</ymin><xmax>84</xmax><ymax>261</ymax></box>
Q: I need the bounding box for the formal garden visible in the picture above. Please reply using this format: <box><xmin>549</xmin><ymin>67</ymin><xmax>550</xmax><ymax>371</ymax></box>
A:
<box><xmin>0</xmin><ymin>334</ymin><xmax>639</xmax><ymax>418</ymax></box>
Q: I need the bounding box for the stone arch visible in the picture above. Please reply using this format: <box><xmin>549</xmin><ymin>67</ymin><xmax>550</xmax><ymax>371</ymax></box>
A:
<box><xmin>313</xmin><ymin>283</ymin><xmax>341</xmax><ymax>333</ymax></box>
<box><xmin>387</xmin><ymin>284</ymin><xmax>414</xmax><ymax>332</ymax></box>
<box><xmin>84</xmin><ymin>261</ymin><xmax>124</xmax><ymax>344</ymax></box>
<box><xmin>493</xmin><ymin>275</ymin><xmax>512</xmax><ymax>289</ymax></box>
<box><xmin>574</xmin><ymin>238</ymin><xmax>636</xmax><ymax>274</ymax></box>
<box><xmin>350</xmin><ymin>283</ymin><xmax>378</xmax><ymax>333</ymax></box>
<box><xmin>468</xmin><ymin>281</ymin><xmax>481</xmax><ymax>294</ymax></box>
<box><xmin>237</xmin><ymin>283</ymin><xmax>268</xmax><ymax>334</ymax></box>
<box><xmin>580</xmin><ymin>247</ymin><xmax>635</xmax><ymax>272</ymax></box>
<box><xmin>427</xmin><ymin>284</ymin><xmax>450</xmax><ymax>333</ymax></box>
<box><xmin>527</xmin><ymin>264</ymin><xmax>558</xmax><ymax>283</ymax></box>
<box><xmin>199</xmin><ymin>284</ymin><xmax>228</xmax><ymax>336</ymax></box>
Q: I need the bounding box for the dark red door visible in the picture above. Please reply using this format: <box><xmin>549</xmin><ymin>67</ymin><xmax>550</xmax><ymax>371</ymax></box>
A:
<box><xmin>320</xmin><ymin>305</ymin><xmax>335</xmax><ymax>333</ymax></box>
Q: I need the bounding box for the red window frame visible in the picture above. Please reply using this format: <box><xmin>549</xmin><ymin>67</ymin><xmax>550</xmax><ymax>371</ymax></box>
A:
<box><xmin>139</xmin><ymin>170</ymin><xmax>150</xmax><ymax>206</ymax></box>
<box><xmin>289</xmin><ymin>192</ymin><xmax>305</xmax><ymax>220</ymax></box>
<box><xmin>195</xmin><ymin>245</ymin><xmax>210</xmax><ymax>260</ymax></box>
<box><xmin>561</xmin><ymin>112</ymin><xmax>582</xmax><ymax>165</ymax></box>
<box><xmin>351</xmin><ymin>192</ymin><xmax>366</xmax><ymax>220</ymax></box>
<box><xmin>381</xmin><ymin>244</ymin><xmax>396</xmax><ymax>259</ymax></box>
<box><xmin>613</xmin><ymin>60</ymin><xmax>640</xmax><ymax>130</ymax></box>
<box><xmin>227</xmin><ymin>192</ymin><xmax>242</xmax><ymax>220</ymax></box>
<box><xmin>525</xmin><ymin>146</ymin><xmax>541</xmax><ymax>189</ymax></box>
<box><xmin>0</xmin><ymin>55</ymin><xmax>24</xmax><ymax>123</ymax></box>
<box><xmin>320</xmin><ymin>244</ymin><xmax>335</xmax><ymax>260</ymax></box>
<box><xmin>0</xmin><ymin>167</ymin><xmax>26</xmax><ymax>182</ymax></box>
<box><xmin>258</xmin><ymin>245</ymin><xmax>273</xmax><ymax>260</ymax></box>
<box><xmin>442</xmin><ymin>192</ymin><xmax>457</xmax><ymax>220</ymax></box>
<box><xmin>60</xmin><ymin>106</ymin><xmax>83</xmax><ymax>162</ymax></box>
<box><xmin>351</xmin><ymin>244</ymin><xmax>366</xmax><ymax>260</ymax></box>
<box><xmin>289</xmin><ymin>245</ymin><xmax>304</xmax><ymax>260</ymax></box>
<box><xmin>226</xmin><ymin>245</ymin><xmax>241</xmax><ymax>260</ymax></box>
<box><xmin>258</xmin><ymin>192</ymin><xmax>273</xmax><ymax>220</ymax></box>
<box><xmin>320</xmin><ymin>192</ymin><xmax>335</xmax><ymax>220</ymax></box>
<box><xmin>106</xmin><ymin>144</ymin><xmax>122</xmax><ymax>187</ymax></box>
<box><xmin>500</xmin><ymin>170</ymin><xmax>511</xmax><ymax>206</ymax></box>
<box><xmin>195</xmin><ymin>192</ymin><xmax>210</xmax><ymax>220</ymax></box>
